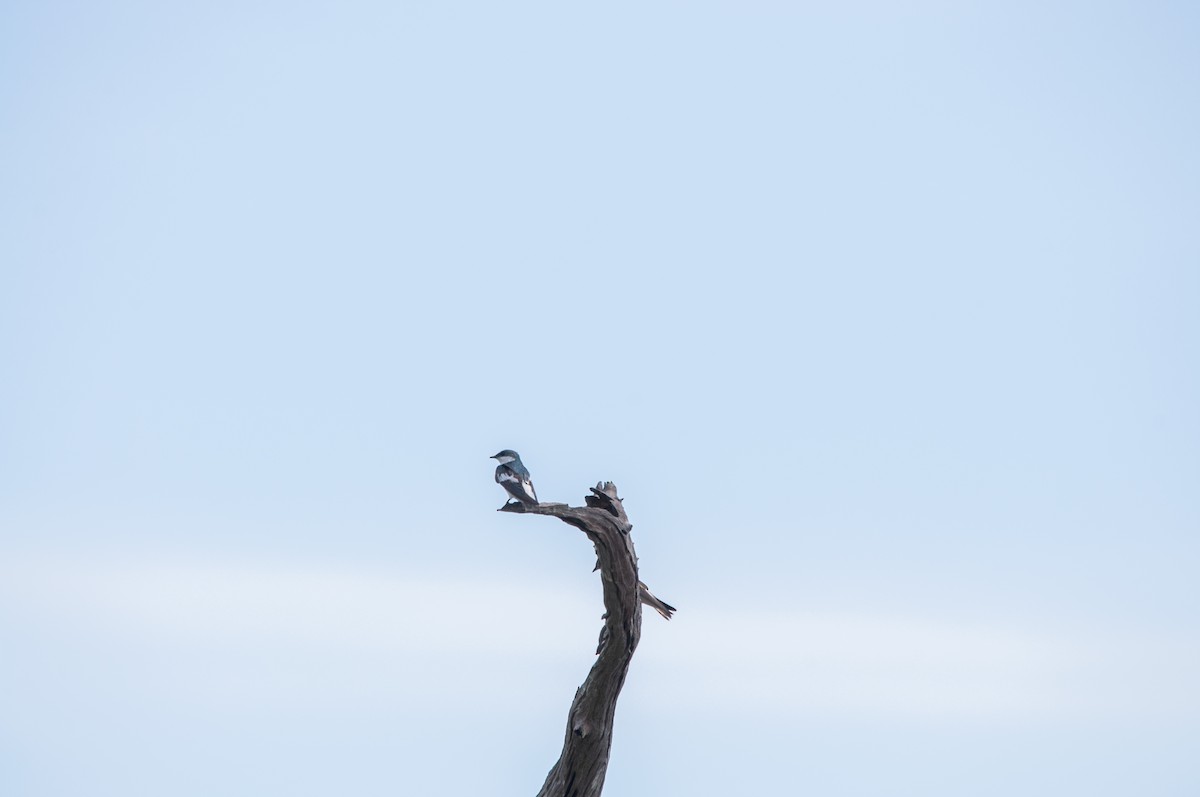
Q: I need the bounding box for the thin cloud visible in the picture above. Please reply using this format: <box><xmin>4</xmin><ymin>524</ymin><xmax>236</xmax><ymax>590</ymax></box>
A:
<box><xmin>2</xmin><ymin>553</ymin><xmax>1196</xmax><ymax>721</ymax></box>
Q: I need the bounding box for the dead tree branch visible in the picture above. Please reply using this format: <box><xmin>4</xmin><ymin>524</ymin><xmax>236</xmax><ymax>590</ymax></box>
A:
<box><xmin>499</xmin><ymin>482</ymin><xmax>644</xmax><ymax>797</ymax></box>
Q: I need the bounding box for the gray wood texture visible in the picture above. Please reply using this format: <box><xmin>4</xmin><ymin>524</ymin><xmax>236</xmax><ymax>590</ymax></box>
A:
<box><xmin>499</xmin><ymin>482</ymin><xmax>643</xmax><ymax>797</ymax></box>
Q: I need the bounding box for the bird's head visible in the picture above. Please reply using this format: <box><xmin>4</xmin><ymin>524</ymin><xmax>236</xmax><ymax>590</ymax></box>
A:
<box><xmin>491</xmin><ymin>449</ymin><xmax>520</xmax><ymax>464</ymax></box>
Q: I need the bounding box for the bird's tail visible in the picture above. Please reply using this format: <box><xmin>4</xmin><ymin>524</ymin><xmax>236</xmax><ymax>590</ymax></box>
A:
<box><xmin>638</xmin><ymin>581</ymin><xmax>676</xmax><ymax>621</ymax></box>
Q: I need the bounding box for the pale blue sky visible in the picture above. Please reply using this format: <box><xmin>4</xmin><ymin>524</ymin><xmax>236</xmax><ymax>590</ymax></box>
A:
<box><xmin>2</xmin><ymin>2</ymin><xmax>1198</xmax><ymax>795</ymax></box>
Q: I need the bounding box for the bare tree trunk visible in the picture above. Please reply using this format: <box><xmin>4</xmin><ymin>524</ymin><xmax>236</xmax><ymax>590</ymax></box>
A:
<box><xmin>499</xmin><ymin>482</ymin><xmax>643</xmax><ymax>797</ymax></box>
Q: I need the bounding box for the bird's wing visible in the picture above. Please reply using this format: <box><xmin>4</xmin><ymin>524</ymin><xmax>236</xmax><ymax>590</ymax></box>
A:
<box><xmin>504</xmin><ymin>462</ymin><xmax>537</xmax><ymax>502</ymax></box>
<box><xmin>496</xmin><ymin>466</ymin><xmax>538</xmax><ymax>504</ymax></box>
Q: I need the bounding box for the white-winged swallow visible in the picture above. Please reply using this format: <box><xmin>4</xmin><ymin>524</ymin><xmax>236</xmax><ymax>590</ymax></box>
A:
<box><xmin>639</xmin><ymin>581</ymin><xmax>676</xmax><ymax>621</ymax></box>
<box><xmin>492</xmin><ymin>449</ymin><xmax>539</xmax><ymax>508</ymax></box>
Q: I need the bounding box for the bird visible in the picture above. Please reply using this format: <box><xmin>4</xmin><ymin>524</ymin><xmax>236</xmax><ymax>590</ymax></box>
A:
<box><xmin>491</xmin><ymin>449</ymin><xmax>539</xmax><ymax>508</ymax></box>
<box><xmin>639</xmin><ymin>581</ymin><xmax>676</xmax><ymax>621</ymax></box>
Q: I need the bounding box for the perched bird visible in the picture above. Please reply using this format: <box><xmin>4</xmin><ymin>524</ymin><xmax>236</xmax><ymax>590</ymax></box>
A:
<box><xmin>491</xmin><ymin>449</ymin><xmax>539</xmax><ymax>507</ymax></box>
<box><xmin>639</xmin><ymin>581</ymin><xmax>676</xmax><ymax>621</ymax></box>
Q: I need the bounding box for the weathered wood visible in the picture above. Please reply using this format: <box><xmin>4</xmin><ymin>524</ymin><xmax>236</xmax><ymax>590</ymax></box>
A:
<box><xmin>499</xmin><ymin>482</ymin><xmax>643</xmax><ymax>797</ymax></box>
